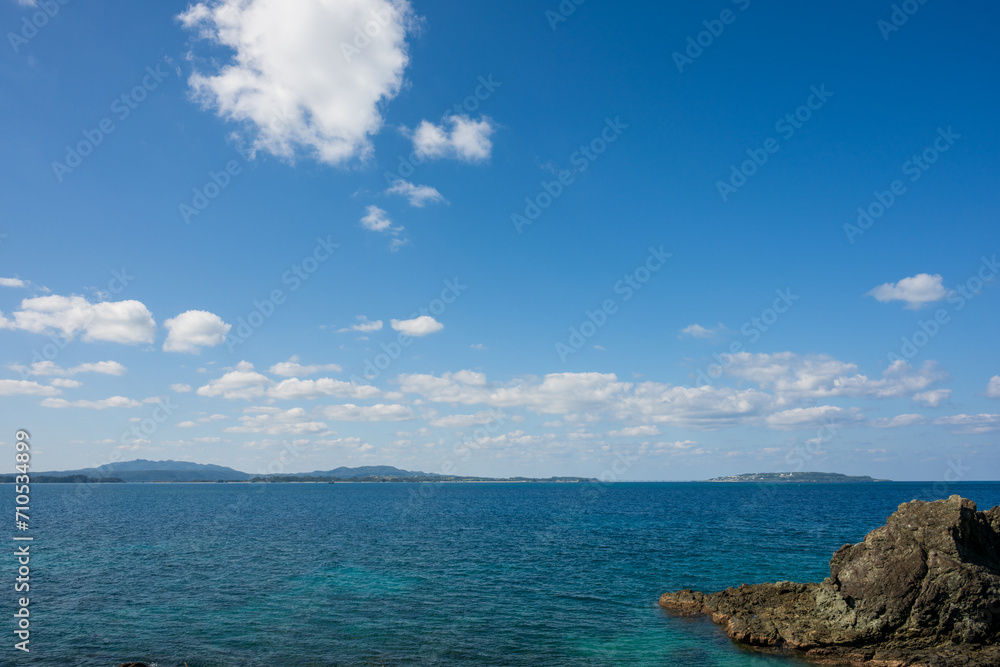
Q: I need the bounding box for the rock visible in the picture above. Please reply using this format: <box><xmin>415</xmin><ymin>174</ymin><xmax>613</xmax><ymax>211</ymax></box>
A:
<box><xmin>660</xmin><ymin>496</ymin><xmax>1000</xmax><ymax>666</ymax></box>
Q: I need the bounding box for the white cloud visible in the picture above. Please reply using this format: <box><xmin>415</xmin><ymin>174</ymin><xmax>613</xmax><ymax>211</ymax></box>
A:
<box><xmin>195</xmin><ymin>362</ymin><xmax>377</xmax><ymax>401</ymax></box>
<box><xmin>0</xmin><ymin>277</ymin><xmax>26</xmax><ymax>288</ymax></box>
<box><xmin>399</xmin><ymin>370</ymin><xmax>765</xmax><ymax>428</ymax></box>
<box><xmin>360</xmin><ymin>205</ymin><xmax>396</xmax><ymax>232</ymax></box>
<box><xmin>870</xmin><ymin>414</ymin><xmax>926</xmax><ymax>429</ymax></box>
<box><xmin>41</xmin><ymin>396</ymin><xmax>141</xmax><ymax>409</ymax></box>
<box><xmin>987</xmin><ymin>376</ymin><xmax>1000</xmax><ymax>399</ymax></box>
<box><xmin>163</xmin><ymin>310</ymin><xmax>231</xmax><ymax>353</ymax></box>
<box><xmin>196</xmin><ymin>361</ymin><xmax>272</xmax><ymax>400</ymax></box>
<box><xmin>430</xmin><ymin>410</ymin><xmax>503</xmax><ymax>428</ymax></box>
<box><xmin>385</xmin><ymin>180</ymin><xmax>446</xmax><ymax>207</ymax></box>
<box><xmin>269</xmin><ymin>355</ymin><xmax>343</xmax><ymax>377</ymax></box>
<box><xmin>320</xmin><ymin>403</ymin><xmax>414</xmax><ymax>422</ymax></box>
<box><xmin>933</xmin><ymin>414</ymin><xmax>1000</xmax><ymax>435</ymax></box>
<box><xmin>608</xmin><ymin>425</ymin><xmax>660</xmax><ymax>437</ymax></box>
<box><xmin>866</xmin><ymin>273</ymin><xmax>947</xmax><ymax>309</ymax></box>
<box><xmin>0</xmin><ymin>380</ymin><xmax>60</xmax><ymax>397</ymax></box>
<box><xmin>360</xmin><ymin>206</ymin><xmax>406</xmax><ymax>250</ymax></box>
<box><xmin>225</xmin><ymin>407</ymin><xmax>328</xmax><ymax>435</ymax></box>
<box><xmin>268</xmin><ymin>377</ymin><xmax>380</xmax><ymax>401</ymax></box>
<box><xmin>765</xmin><ymin>406</ymin><xmax>864</xmax><ymax>430</ymax></box>
<box><xmin>171</xmin><ymin>383</ymin><xmax>193</xmax><ymax>393</ymax></box>
<box><xmin>179</xmin><ymin>0</ymin><xmax>416</xmax><ymax>165</ymax></box>
<box><xmin>912</xmin><ymin>389</ymin><xmax>951</xmax><ymax>408</ymax></box>
<box><xmin>724</xmin><ymin>353</ymin><xmax>945</xmax><ymax>401</ymax></box>
<box><xmin>0</xmin><ymin>295</ymin><xmax>155</xmax><ymax>344</ymax></box>
<box><xmin>679</xmin><ymin>323</ymin><xmax>728</xmax><ymax>340</ymax></box>
<box><xmin>337</xmin><ymin>315</ymin><xmax>384</xmax><ymax>334</ymax></box>
<box><xmin>390</xmin><ymin>315</ymin><xmax>443</xmax><ymax>336</ymax></box>
<box><xmin>178</xmin><ymin>421</ymin><xmax>198</xmax><ymax>428</ymax></box>
<box><xmin>10</xmin><ymin>360</ymin><xmax>127</xmax><ymax>377</ymax></box>
<box><xmin>50</xmin><ymin>378</ymin><xmax>82</xmax><ymax>389</ymax></box>
<box><xmin>410</xmin><ymin>114</ymin><xmax>495</xmax><ymax>162</ymax></box>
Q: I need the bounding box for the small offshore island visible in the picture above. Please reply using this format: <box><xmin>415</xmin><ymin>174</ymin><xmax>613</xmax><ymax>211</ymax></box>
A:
<box><xmin>707</xmin><ymin>472</ymin><xmax>890</xmax><ymax>483</ymax></box>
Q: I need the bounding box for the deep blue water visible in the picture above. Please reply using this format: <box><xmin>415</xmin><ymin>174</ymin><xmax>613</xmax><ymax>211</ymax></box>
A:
<box><xmin>7</xmin><ymin>481</ymin><xmax>1000</xmax><ymax>666</ymax></box>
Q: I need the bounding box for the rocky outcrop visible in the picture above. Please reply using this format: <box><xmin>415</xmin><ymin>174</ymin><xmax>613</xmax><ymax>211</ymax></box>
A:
<box><xmin>660</xmin><ymin>495</ymin><xmax>1000</xmax><ymax>666</ymax></box>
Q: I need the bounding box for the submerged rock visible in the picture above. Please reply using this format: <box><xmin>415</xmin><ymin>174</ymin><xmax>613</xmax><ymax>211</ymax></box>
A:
<box><xmin>660</xmin><ymin>495</ymin><xmax>1000</xmax><ymax>666</ymax></box>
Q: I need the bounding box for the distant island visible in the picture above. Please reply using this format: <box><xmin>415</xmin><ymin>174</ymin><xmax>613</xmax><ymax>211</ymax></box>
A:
<box><xmin>706</xmin><ymin>472</ymin><xmax>889</xmax><ymax>483</ymax></box>
<box><xmin>21</xmin><ymin>460</ymin><xmax>597</xmax><ymax>484</ymax></box>
<box><xmin>0</xmin><ymin>474</ymin><xmax>124</xmax><ymax>484</ymax></box>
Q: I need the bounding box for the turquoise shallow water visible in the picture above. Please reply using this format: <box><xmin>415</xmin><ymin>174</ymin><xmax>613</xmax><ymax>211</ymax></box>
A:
<box><xmin>8</xmin><ymin>481</ymin><xmax>1000</xmax><ymax>666</ymax></box>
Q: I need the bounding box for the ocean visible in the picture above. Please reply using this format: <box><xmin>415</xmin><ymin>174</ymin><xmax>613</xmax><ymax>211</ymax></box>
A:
<box><xmin>11</xmin><ymin>481</ymin><xmax>1000</xmax><ymax>666</ymax></box>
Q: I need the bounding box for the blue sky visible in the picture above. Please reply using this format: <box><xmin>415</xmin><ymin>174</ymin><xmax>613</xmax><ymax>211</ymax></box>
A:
<box><xmin>1</xmin><ymin>0</ymin><xmax>998</xmax><ymax>480</ymax></box>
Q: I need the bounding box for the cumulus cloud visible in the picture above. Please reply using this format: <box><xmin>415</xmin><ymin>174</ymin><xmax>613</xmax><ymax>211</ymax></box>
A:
<box><xmin>171</xmin><ymin>383</ymin><xmax>193</xmax><ymax>393</ymax></box>
<box><xmin>337</xmin><ymin>315</ymin><xmax>383</xmax><ymax>334</ymax></box>
<box><xmin>196</xmin><ymin>361</ymin><xmax>272</xmax><ymax>400</ymax></box>
<box><xmin>987</xmin><ymin>376</ymin><xmax>1000</xmax><ymax>399</ymax></box>
<box><xmin>866</xmin><ymin>273</ymin><xmax>948</xmax><ymax>309</ymax></box>
<box><xmin>912</xmin><ymin>389</ymin><xmax>951</xmax><ymax>408</ymax></box>
<box><xmin>360</xmin><ymin>206</ymin><xmax>406</xmax><ymax>250</ymax></box>
<box><xmin>870</xmin><ymin>414</ymin><xmax>927</xmax><ymax>429</ymax></box>
<box><xmin>608</xmin><ymin>425</ymin><xmax>661</xmax><ymax>437</ymax></box>
<box><xmin>196</xmin><ymin>361</ymin><xmax>378</xmax><ymax>401</ymax></box>
<box><xmin>41</xmin><ymin>396</ymin><xmax>141</xmax><ymax>409</ymax></box>
<box><xmin>385</xmin><ymin>180</ymin><xmax>446</xmax><ymax>207</ymax></box>
<box><xmin>10</xmin><ymin>360</ymin><xmax>127</xmax><ymax>377</ymax></box>
<box><xmin>0</xmin><ymin>380</ymin><xmax>61</xmax><ymax>397</ymax></box>
<box><xmin>163</xmin><ymin>310</ymin><xmax>231</xmax><ymax>353</ymax></box>
<box><xmin>679</xmin><ymin>323</ymin><xmax>728</xmax><ymax>340</ymax></box>
<box><xmin>764</xmin><ymin>406</ymin><xmax>864</xmax><ymax>430</ymax></box>
<box><xmin>0</xmin><ymin>295</ymin><xmax>155</xmax><ymax>344</ymax></box>
<box><xmin>320</xmin><ymin>403</ymin><xmax>414</xmax><ymax>422</ymax></box>
<box><xmin>430</xmin><ymin>410</ymin><xmax>504</xmax><ymax>428</ymax></box>
<box><xmin>399</xmin><ymin>370</ymin><xmax>771</xmax><ymax>429</ymax></box>
<box><xmin>269</xmin><ymin>355</ymin><xmax>343</xmax><ymax>377</ymax></box>
<box><xmin>268</xmin><ymin>377</ymin><xmax>380</xmax><ymax>401</ymax></box>
<box><xmin>410</xmin><ymin>114</ymin><xmax>495</xmax><ymax>162</ymax></box>
<box><xmin>933</xmin><ymin>414</ymin><xmax>1000</xmax><ymax>435</ymax></box>
<box><xmin>50</xmin><ymin>378</ymin><xmax>82</xmax><ymax>389</ymax></box>
<box><xmin>179</xmin><ymin>0</ymin><xmax>416</xmax><ymax>165</ymax></box>
<box><xmin>225</xmin><ymin>407</ymin><xmax>329</xmax><ymax>435</ymax></box>
<box><xmin>0</xmin><ymin>277</ymin><xmax>26</xmax><ymax>288</ymax></box>
<box><xmin>724</xmin><ymin>353</ymin><xmax>945</xmax><ymax>401</ymax></box>
<box><xmin>390</xmin><ymin>315</ymin><xmax>443</xmax><ymax>336</ymax></box>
